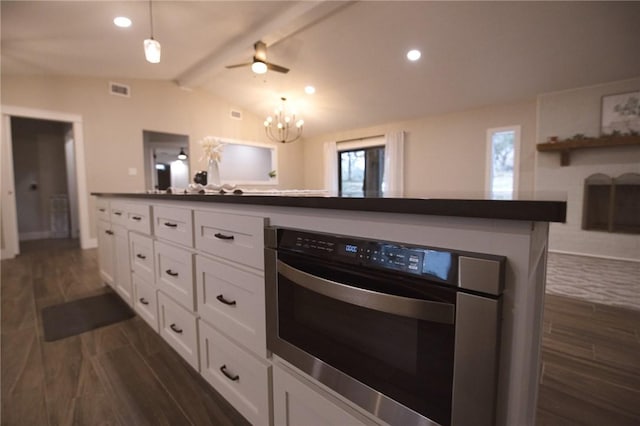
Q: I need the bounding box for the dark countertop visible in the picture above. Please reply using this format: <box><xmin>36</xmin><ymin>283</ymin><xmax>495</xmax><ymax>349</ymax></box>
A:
<box><xmin>92</xmin><ymin>191</ymin><xmax>567</xmax><ymax>223</ymax></box>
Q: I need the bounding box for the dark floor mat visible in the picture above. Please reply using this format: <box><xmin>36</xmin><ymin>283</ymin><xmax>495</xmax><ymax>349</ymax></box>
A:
<box><xmin>41</xmin><ymin>291</ymin><xmax>135</xmax><ymax>341</ymax></box>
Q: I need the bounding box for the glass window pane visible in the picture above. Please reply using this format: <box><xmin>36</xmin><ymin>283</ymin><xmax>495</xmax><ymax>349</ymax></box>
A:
<box><xmin>490</xmin><ymin>131</ymin><xmax>515</xmax><ymax>199</ymax></box>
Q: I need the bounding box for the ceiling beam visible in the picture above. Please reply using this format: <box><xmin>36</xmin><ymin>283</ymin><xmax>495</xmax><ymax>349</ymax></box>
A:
<box><xmin>174</xmin><ymin>1</ymin><xmax>354</xmax><ymax>89</ymax></box>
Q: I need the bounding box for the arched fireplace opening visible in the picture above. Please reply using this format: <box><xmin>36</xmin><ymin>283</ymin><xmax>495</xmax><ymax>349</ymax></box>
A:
<box><xmin>582</xmin><ymin>173</ymin><xmax>640</xmax><ymax>234</ymax></box>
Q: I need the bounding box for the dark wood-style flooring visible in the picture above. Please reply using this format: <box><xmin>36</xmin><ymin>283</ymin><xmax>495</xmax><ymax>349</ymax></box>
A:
<box><xmin>1</xmin><ymin>239</ymin><xmax>250</xmax><ymax>426</ymax></box>
<box><xmin>2</xmin><ymin>240</ymin><xmax>639</xmax><ymax>425</ymax></box>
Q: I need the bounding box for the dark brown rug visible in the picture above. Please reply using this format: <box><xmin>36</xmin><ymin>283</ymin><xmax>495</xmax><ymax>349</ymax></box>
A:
<box><xmin>41</xmin><ymin>291</ymin><xmax>135</xmax><ymax>341</ymax></box>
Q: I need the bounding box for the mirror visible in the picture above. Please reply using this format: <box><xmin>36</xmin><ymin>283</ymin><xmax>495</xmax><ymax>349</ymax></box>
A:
<box><xmin>216</xmin><ymin>138</ymin><xmax>278</xmax><ymax>185</ymax></box>
<box><xmin>143</xmin><ymin>130</ymin><xmax>190</xmax><ymax>190</ymax></box>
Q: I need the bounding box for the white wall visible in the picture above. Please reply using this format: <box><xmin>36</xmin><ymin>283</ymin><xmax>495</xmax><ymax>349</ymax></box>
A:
<box><xmin>536</xmin><ymin>77</ymin><xmax>640</xmax><ymax>260</ymax></box>
<box><xmin>303</xmin><ymin>100</ymin><xmax>538</xmax><ymax>196</ymax></box>
<box><xmin>1</xmin><ymin>75</ymin><xmax>306</xmax><ymax>239</ymax></box>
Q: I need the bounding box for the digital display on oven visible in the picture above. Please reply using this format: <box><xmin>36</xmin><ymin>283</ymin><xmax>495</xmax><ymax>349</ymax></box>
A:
<box><xmin>423</xmin><ymin>250</ymin><xmax>452</xmax><ymax>281</ymax></box>
<box><xmin>345</xmin><ymin>244</ymin><xmax>358</xmax><ymax>254</ymax></box>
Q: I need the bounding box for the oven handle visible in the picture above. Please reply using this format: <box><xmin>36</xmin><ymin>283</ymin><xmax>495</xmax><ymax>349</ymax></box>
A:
<box><xmin>277</xmin><ymin>260</ymin><xmax>455</xmax><ymax>324</ymax></box>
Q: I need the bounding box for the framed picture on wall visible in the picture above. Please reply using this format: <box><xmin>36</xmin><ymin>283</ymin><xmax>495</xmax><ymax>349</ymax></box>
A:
<box><xmin>601</xmin><ymin>90</ymin><xmax>640</xmax><ymax>135</ymax></box>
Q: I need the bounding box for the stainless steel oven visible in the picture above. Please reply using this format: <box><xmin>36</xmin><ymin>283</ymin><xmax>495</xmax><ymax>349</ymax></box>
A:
<box><xmin>265</xmin><ymin>227</ymin><xmax>505</xmax><ymax>426</ymax></box>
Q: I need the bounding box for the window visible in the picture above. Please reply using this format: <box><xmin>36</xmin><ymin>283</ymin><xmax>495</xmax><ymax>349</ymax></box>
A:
<box><xmin>486</xmin><ymin>126</ymin><xmax>520</xmax><ymax>199</ymax></box>
<box><xmin>337</xmin><ymin>137</ymin><xmax>385</xmax><ymax>196</ymax></box>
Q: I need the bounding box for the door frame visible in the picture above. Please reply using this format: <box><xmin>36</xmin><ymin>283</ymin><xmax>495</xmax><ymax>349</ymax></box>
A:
<box><xmin>1</xmin><ymin>105</ymin><xmax>93</xmax><ymax>259</ymax></box>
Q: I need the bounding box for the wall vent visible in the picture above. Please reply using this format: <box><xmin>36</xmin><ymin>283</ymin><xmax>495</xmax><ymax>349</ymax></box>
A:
<box><xmin>109</xmin><ymin>82</ymin><xmax>130</xmax><ymax>97</ymax></box>
<box><xmin>230</xmin><ymin>109</ymin><xmax>243</xmax><ymax>120</ymax></box>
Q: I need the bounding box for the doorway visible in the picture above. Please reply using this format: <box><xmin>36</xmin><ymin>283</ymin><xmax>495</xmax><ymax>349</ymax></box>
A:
<box><xmin>1</xmin><ymin>106</ymin><xmax>90</xmax><ymax>259</ymax></box>
<box><xmin>10</xmin><ymin>117</ymin><xmax>79</xmax><ymax>247</ymax></box>
<box><xmin>142</xmin><ymin>130</ymin><xmax>190</xmax><ymax>191</ymax></box>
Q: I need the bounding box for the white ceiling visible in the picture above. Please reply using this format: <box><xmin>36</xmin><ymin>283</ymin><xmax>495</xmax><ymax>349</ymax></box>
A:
<box><xmin>2</xmin><ymin>1</ymin><xmax>640</xmax><ymax>138</ymax></box>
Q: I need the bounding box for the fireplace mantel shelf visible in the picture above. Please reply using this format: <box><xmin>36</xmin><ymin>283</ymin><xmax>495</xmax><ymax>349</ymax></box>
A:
<box><xmin>536</xmin><ymin>135</ymin><xmax>640</xmax><ymax>166</ymax></box>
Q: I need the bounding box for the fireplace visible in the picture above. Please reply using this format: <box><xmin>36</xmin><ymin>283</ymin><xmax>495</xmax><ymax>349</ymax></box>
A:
<box><xmin>583</xmin><ymin>173</ymin><xmax>640</xmax><ymax>234</ymax></box>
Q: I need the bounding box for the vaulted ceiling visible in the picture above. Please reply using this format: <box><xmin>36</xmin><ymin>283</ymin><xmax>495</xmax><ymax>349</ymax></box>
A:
<box><xmin>2</xmin><ymin>1</ymin><xmax>639</xmax><ymax>138</ymax></box>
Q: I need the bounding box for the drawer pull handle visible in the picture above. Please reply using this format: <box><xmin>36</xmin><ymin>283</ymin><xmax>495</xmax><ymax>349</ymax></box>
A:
<box><xmin>169</xmin><ymin>323</ymin><xmax>183</xmax><ymax>334</ymax></box>
<box><xmin>216</xmin><ymin>294</ymin><xmax>237</xmax><ymax>306</ymax></box>
<box><xmin>139</xmin><ymin>298</ymin><xmax>149</xmax><ymax>305</ymax></box>
<box><xmin>131</xmin><ymin>216</ymin><xmax>142</xmax><ymax>221</ymax></box>
<box><xmin>220</xmin><ymin>365</ymin><xmax>239</xmax><ymax>382</ymax></box>
<box><xmin>114</xmin><ymin>211</ymin><xmax>123</xmax><ymax>216</ymax></box>
<box><xmin>164</xmin><ymin>222</ymin><xmax>178</xmax><ymax>228</ymax></box>
<box><xmin>99</xmin><ymin>208</ymin><xmax>106</xmax><ymax>212</ymax></box>
<box><xmin>165</xmin><ymin>269</ymin><xmax>179</xmax><ymax>277</ymax></box>
<box><xmin>105</xmin><ymin>230</ymin><xmax>114</xmax><ymax>235</ymax></box>
<box><xmin>214</xmin><ymin>233</ymin><xmax>235</xmax><ymax>241</ymax></box>
<box><xmin>136</xmin><ymin>253</ymin><xmax>146</xmax><ymax>260</ymax></box>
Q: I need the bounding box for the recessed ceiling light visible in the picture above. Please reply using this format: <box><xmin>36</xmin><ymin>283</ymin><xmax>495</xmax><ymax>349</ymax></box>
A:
<box><xmin>304</xmin><ymin>85</ymin><xmax>316</xmax><ymax>95</ymax></box>
<box><xmin>407</xmin><ymin>49</ymin><xmax>421</xmax><ymax>61</ymax></box>
<box><xmin>113</xmin><ymin>17</ymin><xmax>132</xmax><ymax>28</ymax></box>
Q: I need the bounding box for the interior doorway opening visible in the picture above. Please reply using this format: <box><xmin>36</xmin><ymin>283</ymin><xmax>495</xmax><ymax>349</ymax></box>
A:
<box><xmin>10</xmin><ymin>117</ymin><xmax>79</xmax><ymax>249</ymax></box>
<box><xmin>142</xmin><ymin>130</ymin><xmax>190</xmax><ymax>190</ymax></box>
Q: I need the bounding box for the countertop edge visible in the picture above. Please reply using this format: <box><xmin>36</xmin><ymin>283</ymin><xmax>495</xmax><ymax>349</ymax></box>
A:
<box><xmin>91</xmin><ymin>192</ymin><xmax>567</xmax><ymax>223</ymax></box>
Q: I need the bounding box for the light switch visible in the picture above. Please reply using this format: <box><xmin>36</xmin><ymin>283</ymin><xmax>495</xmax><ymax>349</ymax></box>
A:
<box><xmin>128</xmin><ymin>168</ymin><xmax>137</xmax><ymax>176</ymax></box>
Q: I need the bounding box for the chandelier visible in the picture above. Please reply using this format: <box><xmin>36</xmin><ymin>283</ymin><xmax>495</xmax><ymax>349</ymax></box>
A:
<box><xmin>264</xmin><ymin>97</ymin><xmax>304</xmax><ymax>143</ymax></box>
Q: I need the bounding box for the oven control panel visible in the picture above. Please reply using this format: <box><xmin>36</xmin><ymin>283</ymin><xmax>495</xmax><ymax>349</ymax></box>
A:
<box><xmin>279</xmin><ymin>230</ymin><xmax>456</xmax><ymax>283</ymax></box>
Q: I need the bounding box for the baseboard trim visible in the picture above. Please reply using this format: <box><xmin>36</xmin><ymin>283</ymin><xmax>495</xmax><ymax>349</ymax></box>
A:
<box><xmin>82</xmin><ymin>238</ymin><xmax>97</xmax><ymax>250</ymax></box>
<box><xmin>549</xmin><ymin>249</ymin><xmax>640</xmax><ymax>263</ymax></box>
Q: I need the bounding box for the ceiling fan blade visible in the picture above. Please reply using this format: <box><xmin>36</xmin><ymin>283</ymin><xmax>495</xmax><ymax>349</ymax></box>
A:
<box><xmin>266</xmin><ymin>62</ymin><xmax>290</xmax><ymax>74</ymax></box>
<box><xmin>225</xmin><ymin>62</ymin><xmax>253</xmax><ymax>69</ymax></box>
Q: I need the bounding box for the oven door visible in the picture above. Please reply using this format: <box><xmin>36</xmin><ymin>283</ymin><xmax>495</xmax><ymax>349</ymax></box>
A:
<box><xmin>266</xmin><ymin>249</ymin><xmax>459</xmax><ymax>426</ymax></box>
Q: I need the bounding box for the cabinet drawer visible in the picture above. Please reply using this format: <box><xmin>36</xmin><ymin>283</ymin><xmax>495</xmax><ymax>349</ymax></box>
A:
<box><xmin>155</xmin><ymin>241</ymin><xmax>195</xmax><ymax>310</ymax></box>
<box><xmin>158</xmin><ymin>292</ymin><xmax>199</xmax><ymax>371</ymax></box>
<box><xmin>133</xmin><ymin>275</ymin><xmax>158</xmax><ymax>332</ymax></box>
<box><xmin>96</xmin><ymin>199</ymin><xmax>110</xmax><ymax>222</ymax></box>
<box><xmin>194</xmin><ymin>210</ymin><xmax>266</xmax><ymax>270</ymax></box>
<box><xmin>199</xmin><ymin>320</ymin><xmax>271</xmax><ymax>426</ymax></box>
<box><xmin>196</xmin><ymin>255</ymin><xmax>266</xmax><ymax>357</ymax></box>
<box><xmin>109</xmin><ymin>201</ymin><xmax>128</xmax><ymax>226</ymax></box>
<box><xmin>125</xmin><ymin>203</ymin><xmax>152</xmax><ymax>235</ymax></box>
<box><xmin>154</xmin><ymin>205</ymin><xmax>193</xmax><ymax>247</ymax></box>
<box><xmin>130</xmin><ymin>233</ymin><xmax>154</xmax><ymax>283</ymax></box>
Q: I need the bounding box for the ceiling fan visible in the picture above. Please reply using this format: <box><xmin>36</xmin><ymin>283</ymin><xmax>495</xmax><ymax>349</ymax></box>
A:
<box><xmin>226</xmin><ymin>41</ymin><xmax>290</xmax><ymax>74</ymax></box>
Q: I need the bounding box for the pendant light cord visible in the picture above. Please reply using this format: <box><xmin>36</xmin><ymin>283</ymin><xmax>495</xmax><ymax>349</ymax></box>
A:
<box><xmin>148</xmin><ymin>0</ymin><xmax>154</xmax><ymax>39</ymax></box>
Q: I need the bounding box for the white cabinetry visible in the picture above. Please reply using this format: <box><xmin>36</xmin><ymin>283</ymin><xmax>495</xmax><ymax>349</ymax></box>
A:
<box><xmin>196</xmin><ymin>255</ymin><xmax>266</xmax><ymax>357</ymax></box>
<box><xmin>97</xmin><ymin>219</ymin><xmax>115</xmax><ymax>287</ymax></box>
<box><xmin>154</xmin><ymin>240</ymin><xmax>195</xmax><ymax>310</ymax></box>
<box><xmin>199</xmin><ymin>320</ymin><xmax>271</xmax><ymax>426</ymax></box>
<box><xmin>194</xmin><ymin>210</ymin><xmax>266</xmax><ymax>270</ymax></box>
<box><xmin>112</xmin><ymin>224</ymin><xmax>132</xmax><ymax>305</ymax></box>
<box><xmin>158</xmin><ymin>291</ymin><xmax>199</xmax><ymax>370</ymax></box>
<box><xmin>273</xmin><ymin>363</ymin><xmax>379</xmax><ymax>426</ymax></box>
<box><xmin>154</xmin><ymin>205</ymin><xmax>193</xmax><ymax>247</ymax></box>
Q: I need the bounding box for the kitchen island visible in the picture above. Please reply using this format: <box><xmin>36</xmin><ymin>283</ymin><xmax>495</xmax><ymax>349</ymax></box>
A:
<box><xmin>92</xmin><ymin>191</ymin><xmax>566</xmax><ymax>426</ymax></box>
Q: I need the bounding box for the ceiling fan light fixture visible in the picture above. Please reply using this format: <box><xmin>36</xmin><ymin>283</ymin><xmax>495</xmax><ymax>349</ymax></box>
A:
<box><xmin>144</xmin><ymin>38</ymin><xmax>161</xmax><ymax>63</ymax></box>
<box><xmin>251</xmin><ymin>61</ymin><xmax>268</xmax><ymax>74</ymax></box>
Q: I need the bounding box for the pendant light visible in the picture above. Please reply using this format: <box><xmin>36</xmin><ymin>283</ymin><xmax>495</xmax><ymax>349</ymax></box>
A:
<box><xmin>178</xmin><ymin>148</ymin><xmax>187</xmax><ymax>160</ymax></box>
<box><xmin>144</xmin><ymin>0</ymin><xmax>161</xmax><ymax>63</ymax></box>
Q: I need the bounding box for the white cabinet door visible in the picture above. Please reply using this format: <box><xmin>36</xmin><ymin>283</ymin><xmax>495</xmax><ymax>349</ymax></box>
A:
<box><xmin>97</xmin><ymin>219</ymin><xmax>115</xmax><ymax>287</ymax></box>
<box><xmin>158</xmin><ymin>292</ymin><xmax>199</xmax><ymax>371</ymax></box>
<box><xmin>194</xmin><ymin>210</ymin><xmax>266</xmax><ymax>270</ymax></box>
<box><xmin>196</xmin><ymin>255</ymin><xmax>266</xmax><ymax>357</ymax></box>
<box><xmin>154</xmin><ymin>240</ymin><xmax>195</xmax><ymax>310</ymax></box>
<box><xmin>154</xmin><ymin>205</ymin><xmax>193</xmax><ymax>248</ymax></box>
<box><xmin>133</xmin><ymin>274</ymin><xmax>159</xmax><ymax>332</ymax></box>
<box><xmin>113</xmin><ymin>224</ymin><xmax>132</xmax><ymax>305</ymax></box>
<box><xmin>130</xmin><ymin>233</ymin><xmax>154</xmax><ymax>283</ymax></box>
<box><xmin>273</xmin><ymin>364</ymin><xmax>376</xmax><ymax>426</ymax></box>
<box><xmin>199</xmin><ymin>320</ymin><xmax>271</xmax><ymax>426</ymax></box>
